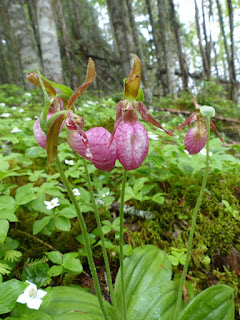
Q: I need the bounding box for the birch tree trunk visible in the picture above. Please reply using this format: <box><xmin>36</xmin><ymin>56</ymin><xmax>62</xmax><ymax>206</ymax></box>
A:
<box><xmin>5</xmin><ymin>0</ymin><xmax>40</xmax><ymax>88</ymax></box>
<box><xmin>37</xmin><ymin>0</ymin><xmax>63</xmax><ymax>83</ymax></box>
<box><xmin>168</xmin><ymin>0</ymin><xmax>189</xmax><ymax>91</ymax></box>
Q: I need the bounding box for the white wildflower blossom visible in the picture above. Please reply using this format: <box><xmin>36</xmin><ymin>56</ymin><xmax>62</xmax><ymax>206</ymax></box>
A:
<box><xmin>102</xmin><ymin>191</ymin><xmax>110</xmax><ymax>197</ymax></box>
<box><xmin>65</xmin><ymin>159</ymin><xmax>74</xmax><ymax>165</ymax></box>
<box><xmin>11</xmin><ymin>127</ymin><xmax>22</xmax><ymax>133</ymax></box>
<box><xmin>16</xmin><ymin>281</ymin><xmax>47</xmax><ymax>310</ymax></box>
<box><xmin>44</xmin><ymin>197</ymin><xmax>60</xmax><ymax>210</ymax></box>
<box><xmin>24</xmin><ymin>92</ymin><xmax>32</xmax><ymax>97</ymax></box>
<box><xmin>24</xmin><ymin>117</ymin><xmax>32</xmax><ymax>121</ymax></box>
<box><xmin>148</xmin><ymin>132</ymin><xmax>159</xmax><ymax>140</ymax></box>
<box><xmin>0</xmin><ymin>103</ymin><xmax>6</xmax><ymax>107</ymax></box>
<box><xmin>19</xmin><ymin>108</ymin><xmax>24</xmax><ymax>113</ymax></box>
<box><xmin>1</xmin><ymin>113</ymin><xmax>11</xmax><ymax>118</ymax></box>
<box><xmin>12</xmin><ymin>106</ymin><xmax>17</xmax><ymax>110</ymax></box>
<box><xmin>200</xmin><ymin>148</ymin><xmax>213</xmax><ymax>156</ymax></box>
<box><xmin>72</xmin><ymin>188</ymin><xmax>80</xmax><ymax>196</ymax></box>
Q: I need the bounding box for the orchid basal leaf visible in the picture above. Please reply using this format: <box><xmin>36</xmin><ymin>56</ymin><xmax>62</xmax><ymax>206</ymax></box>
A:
<box><xmin>27</xmin><ymin>73</ymin><xmax>56</xmax><ymax>96</ymax></box>
<box><xmin>46</xmin><ymin>114</ymin><xmax>66</xmax><ymax>164</ymax></box>
<box><xmin>67</xmin><ymin>58</ymin><xmax>96</xmax><ymax>110</ymax></box>
<box><xmin>124</xmin><ymin>54</ymin><xmax>141</xmax><ymax>101</ymax></box>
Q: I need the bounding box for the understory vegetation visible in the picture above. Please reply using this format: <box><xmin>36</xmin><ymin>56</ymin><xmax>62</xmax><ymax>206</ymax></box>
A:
<box><xmin>0</xmin><ymin>83</ymin><xmax>240</xmax><ymax>318</ymax></box>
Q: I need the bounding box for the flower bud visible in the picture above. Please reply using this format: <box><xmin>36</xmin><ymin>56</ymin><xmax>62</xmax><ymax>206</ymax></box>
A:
<box><xmin>199</xmin><ymin>106</ymin><xmax>215</xmax><ymax>119</ymax></box>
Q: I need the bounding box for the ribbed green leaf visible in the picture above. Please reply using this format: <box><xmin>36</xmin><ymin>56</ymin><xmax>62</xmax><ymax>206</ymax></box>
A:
<box><xmin>179</xmin><ymin>284</ymin><xmax>234</xmax><ymax>320</ymax></box>
<box><xmin>0</xmin><ymin>279</ymin><xmax>27</xmax><ymax>314</ymax></box>
<box><xmin>114</xmin><ymin>245</ymin><xmax>179</xmax><ymax>320</ymax></box>
<box><xmin>41</xmin><ymin>286</ymin><xmax>116</xmax><ymax>320</ymax></box>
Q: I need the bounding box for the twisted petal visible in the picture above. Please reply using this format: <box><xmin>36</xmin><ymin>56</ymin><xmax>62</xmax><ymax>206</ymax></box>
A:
<box><xmin>184</xmin><ymin>127</ymin><xmax>207</xmax><ymax>154</ymax></box>
<box><xmin>114</xmin><ymin>122</ymin><xmax>149</xmax><ymax>171</ymax></box>
<box><xmin>68</xmin><ymin>127</ymin><xmax>117</xmax><ymax>172</ymax></box>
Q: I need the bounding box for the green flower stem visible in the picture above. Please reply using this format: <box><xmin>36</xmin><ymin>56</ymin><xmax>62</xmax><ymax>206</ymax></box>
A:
<box><xmin>174</xmin><ymin>118</ymin><xmax>211</xmax><ymax>320</ymax></box>
<box><xmin>82</xmin><ymin>158</ymin><xmax>117</xmax><ymax>310</ymax></box>
<box><xmin>119</xmin><ymin>169</ymin><xmax>128</xmax><ymax>320</ymax></box>
<box><xmin>55</xmin><ymin>156</ymin><xmax>110</xmax><ymax>320</ymax></box>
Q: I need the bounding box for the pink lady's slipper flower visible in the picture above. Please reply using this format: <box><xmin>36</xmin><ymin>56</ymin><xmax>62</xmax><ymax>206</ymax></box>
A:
<box><xmin>28</xmin><ymin>59</ymin><xmax>116</xmax><ymax>169</ymax></box>
<box><xmin>109</xmin><ymin>55</ymin><xmax>173</xmax><ymax>171</ymax></box>
<box><xmin>173</xmin><ymin>97</ymin><xmax>223</xmax><ymax>154</ymax></box>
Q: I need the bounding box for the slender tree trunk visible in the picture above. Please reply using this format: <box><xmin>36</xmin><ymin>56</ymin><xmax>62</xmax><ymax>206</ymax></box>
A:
<box><xmin>194</xmin><ymin>0</ymin><xmax>209</xmax><ymax>78</ymax></box>
<box><xmin>106</xmin><ymin>0</ymin><xmax>131</xmax><ymax>77</ymax></box>
<box><xmin>5</xmin><ymin>0</ymin><xmax>41</xmax><ymax>88</ymax></box>
<box><xmin>37</xmin><ymin>0</ymin><xmax>64</xmax><ymax>83</ymax></box>
<box><xmin>146</xmin><ymin>0</ymin><xmax>166</xmax><ymax>95</ymax></box>
<box><xmin>215</xmin><ymin>0</ymin><xmax>231</xmax><ymax>79</ymax></box>
<box><xmin>168</xmin><ymin>0</ymin><xmax>189</xmax><ymax>91</ymax></box>
<box><xmin>72</xmin><ymin>0</ymin><xmax>82</xmax><ymax>40</ymax></box>
<box><xmin>55</xmin><ymin>0</ymin><xmax>77</xmax><ymax>88</ymax></box>
<box><xmin>125</xmin><ymin>0</ymin><xmax>152</xmax><ymax>103</ymax></box>
<box><xmin>201</xmin><ymin>0</ymin><xmax>211</xmax><ymax>79</ymax></box>
<box><xmin>213</xmin><ymin>41</ymin><xmax>219</xmax><ymax>79</ymax></box>
<box><xmin>157</xmin><ymin>0</ymin><xmax>176</xmax><ymax>95</ymax></box>
<box><xmin>226</xmin><ymin>0</ymin><xmax>237</xmax><ymax>101</ymax></box>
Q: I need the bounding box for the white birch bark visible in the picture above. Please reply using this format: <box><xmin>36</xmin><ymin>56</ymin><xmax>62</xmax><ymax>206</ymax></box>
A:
<box><xmin>37</xmin><ymin>0</ymin><xmax>63</xmax><ymax>83</ymax></box>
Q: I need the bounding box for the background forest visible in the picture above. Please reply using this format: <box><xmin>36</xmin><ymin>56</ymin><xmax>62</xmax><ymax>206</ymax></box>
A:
<box><xmin>0</xmin><ymin>0</ymin><xmax>240</xmax><ymax>319</ymax></box>
<box><xmin>0</xmin><ymin>0</ymin><xmax>240</xmax><ymax>103</ymax></box>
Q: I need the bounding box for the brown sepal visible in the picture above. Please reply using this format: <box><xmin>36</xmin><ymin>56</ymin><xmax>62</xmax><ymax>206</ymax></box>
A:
<box><xmin>210</xmin><ymin>120</ymin><xmax>224</xmax><ymax>143</ymax></box>
<box><xmin>124</xmin><ymin>54</ymin><xmax>141</xmax><ymax>100</ymax></box>
<box><xmin>67</xmin><ymin>58</ymin><xmax>96</xmax><ymax>110</ymax></box>
<box><xmin>27</xmin><ymin>73</ymin><xmax>56</xmax><ymax>96</ymax></box>
<box><xmin>137</xmin><ymin>102</ymin><xmax>174</xmax><ymax>136</ymax></box>
<box><xmin>46</xmin><ymin>114</ymin><xmax>66</xmax><ymax>164</ymax></box>
<box><xmin>172</xmin><ymin>113</ymin><xmax>197</xmax><ymax>132</ymax></box>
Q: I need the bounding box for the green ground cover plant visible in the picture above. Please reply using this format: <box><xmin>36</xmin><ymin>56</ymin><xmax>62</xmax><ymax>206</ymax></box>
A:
<box><xmin>0</xmin><ymin>57</ymin><xmax>239</xmax><ymax>319</ymax></box>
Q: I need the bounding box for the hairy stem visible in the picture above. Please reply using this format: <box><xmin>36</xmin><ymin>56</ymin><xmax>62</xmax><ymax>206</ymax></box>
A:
<box><xmin>55</xmin><ymin>156</ymin><xmax>110</xmax><ymax>320</ymax></box>
<box><xmin>82</xmin><ymin>158</ymin><xmax>117</xmax><ymax>310</ymax></box>
<box><xmin>174</xmin><ymin>118</ymin><xmax>210</xmax><ymax>319</ymax></box>
<box><xmin>119</xmin><ymin>169</ymin><xmax>128</xmax><ymax>320</ymax></box>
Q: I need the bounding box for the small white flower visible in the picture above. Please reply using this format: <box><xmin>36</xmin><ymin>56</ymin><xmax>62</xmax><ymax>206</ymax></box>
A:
<box><xmin>72</xmin><ymin>188</ymin><xmax>80</xmax><ymax>196</ymax></box>
<box><xmin>24</xmin><ymin>117</ymin><xmax>32</xmax><ymax>121</ymax></box>
<box><xmin>1</xmin><ymin>113</ymin><xmax>11</xmax><ymax>118</ymax></box>
<box><xmin>65</xmin><ymin>159</ymin><xmax>74</xmax><ymax>165</ymax></box>
<box><xmin>44</xmin><ymin>197</ymin><xmax>60</xmax><ymax>210</ymax></box>
<box><xmin>96</xmin><ymin>199</ymin><xmax>105</xmax><ymax>206</ymax></box>
<box><xmin>148</xmin><ymin>132</ymin><xmax>159</xmax><ymax>140</ymax></box>
<box><xmin>25</xmin><ymin>92</ymin><xmax>32</xmax><ymax>97</ymax></box>
<box><xmin>102</xmin><ymin>191</ymin><xmax>110</xmax><ymax>197</ymax></box>
<box><xmin>19</xmin><ymin>108</ymin><xmax>24</xmax><ymax>113</ymax></box>
<box><xmin>0</xmin><ymin>102</ymin><xmax>6</xmax><ymax>107</ymax></box>
<box><xmin>34</xmin><ymin>115</ymin><xmax>38</xmax><ymax>119</ymax></box>
<box><xmin>12</xmin><ymin>106</ymin><xmax>17</xmax><ymax>110</ymax></box>
<box><xmin>175</xmin><ymin>135</ymin><xmax>179</xmax><ymax>139</ymax></box>
<box><xmin>11</xmin><ymin>127</ymin><xmax>22</xmax><ymax>133</ymax></box>
<box><xmin>200</xmin><ymin>148</ymin><xmax>213</xmax><ymax>156</ymax></box>
<box><xmin>82</xmin><ymin>103</ymin><xmax>90</xmax><ymax>108</ymax></box>
<box><xmin>86</xmin><ymin>100</ymin><xmax>96</xmax><ymax>105</ymax></box>
<box><xmin>16</xmin><ymin>281</ymin><xmax>47</xmax><ymax>310</ymax></box>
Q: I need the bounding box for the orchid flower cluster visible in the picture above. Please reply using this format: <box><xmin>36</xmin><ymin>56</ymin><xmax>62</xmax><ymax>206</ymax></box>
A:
<box><xmin>28</xmin><ymin>55</ymin><xmax>223</xmax><ymax>170</ymax></box>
